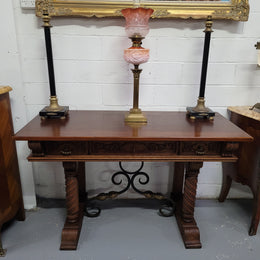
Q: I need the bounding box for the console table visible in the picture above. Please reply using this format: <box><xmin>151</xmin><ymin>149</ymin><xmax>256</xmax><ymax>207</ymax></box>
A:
<box><xmin>14</xmin><ymin>111</ymin><xmax>252</xmax><ymax>250</ymax></box>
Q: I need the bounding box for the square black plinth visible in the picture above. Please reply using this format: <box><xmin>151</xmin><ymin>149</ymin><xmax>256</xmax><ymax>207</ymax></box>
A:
<box><xmin>39</xmin><ymin>106</ymin><xmax>69</xmax><ymax>119</ymax></box>
<box><xmin>186</xmin><ymin>107</ymin><xmax>215</xmax><ymax>120</ymax></box>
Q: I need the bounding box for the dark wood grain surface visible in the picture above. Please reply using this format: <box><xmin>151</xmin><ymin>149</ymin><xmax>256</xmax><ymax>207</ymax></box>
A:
<box><xmin>219</xmin><ymin>108</ymin><xmax>260</xmax><ymax>236</ymax></box>
<box><xmin>14</xmin><ymin>111</ymin><xmax>252</xmax><ymax>142</ymax></box>
<box><xmin>0</xmin><ymin>91</ymin><xmax>25</xmax><ymax>256</ymax></box>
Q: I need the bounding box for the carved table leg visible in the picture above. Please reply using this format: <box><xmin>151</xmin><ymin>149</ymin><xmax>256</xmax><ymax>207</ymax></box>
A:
<box><xmin>60</xmin><ymin>162</ymin><xmax>84</xmax><ymax>250</ymax></box>
<box><xmin>77</xmin><ymin>162</ymin><xmax>86</xmax><ymax>203</ymax></box>
<box><xmin>171</xmin><ymin>162</ymin><xmax>185</xmax><ymax>202</ymax></box>
<box><xmin>175</xmin><ymin>162</ymin><xmax>203</xmax><ymax>249</ymax></box>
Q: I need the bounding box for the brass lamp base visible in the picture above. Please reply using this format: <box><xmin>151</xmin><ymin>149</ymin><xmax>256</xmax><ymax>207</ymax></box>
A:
<box><xmin>186</xmin><ymin>97</ymin><xmax>215</xmax><ymax>120</ymax></box>
<box><xmin>125</xmin><ymin>108</ymin><xmax>147</xmax><ymax>123</ymax></box>
<box><xmin>39</xmin><ymin>96</ymin><xmax>69</xmax><ymax>119</ymax></box>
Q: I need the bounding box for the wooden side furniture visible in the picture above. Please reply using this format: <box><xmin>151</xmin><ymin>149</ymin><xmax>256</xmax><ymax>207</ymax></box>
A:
<box><xmin>14</xmin><ymin>111</ymin><xmax>252</xmax><ymax>250</ymax></box>
<box><xmin>219</xmin><ymin>106</ymin><xmax>260</xmax><ymax>235</ymax></box>
<box><xmin>0</xmin><ymin>86</ymin><xmax>25</xmax><ymax>257</ymax></box>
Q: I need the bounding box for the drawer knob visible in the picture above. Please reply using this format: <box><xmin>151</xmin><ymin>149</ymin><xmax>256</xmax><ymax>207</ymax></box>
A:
<box><xmin>196</xmin><ymin>148</ymin><xmax>205</xmax><ymax>155</ymax></box>
<box><xmin>194</xmin><ymin>144</ymin><xmax>207</xmax><ymax>155</ymax></box>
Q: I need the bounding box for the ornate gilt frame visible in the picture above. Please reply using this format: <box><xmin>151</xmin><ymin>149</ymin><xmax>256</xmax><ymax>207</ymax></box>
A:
<box><xmin>36</xmin><ymin>0</ymin><xmax>249</xmax><ymax>21</ymax></box>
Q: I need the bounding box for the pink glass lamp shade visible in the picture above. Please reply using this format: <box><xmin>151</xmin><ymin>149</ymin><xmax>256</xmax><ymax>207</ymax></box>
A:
<box><xmin>124</xmin><ymin>47</ymin><xmax>149</xmax><ymax>65</ymax></box>
<box><xmin>121</xmin><ymin>7</ymin><xmax>154</xmax><ymax>38</ymax></box>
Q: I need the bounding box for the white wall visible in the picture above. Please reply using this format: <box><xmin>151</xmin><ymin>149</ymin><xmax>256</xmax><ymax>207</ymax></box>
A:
<box><xmin>6</xmin><ymin>0</ymin><xmax>260</xmax><ymax>208</ymax></box>
<box><xmin>0</xmin><ymin>0</ymin><xmax>36</xmax><ymax>209</ymax></box>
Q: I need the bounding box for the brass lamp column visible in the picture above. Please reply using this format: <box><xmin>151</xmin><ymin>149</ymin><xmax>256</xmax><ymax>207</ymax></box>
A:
<box><xmin>39</xmin><ymin>8</ymin><xmax>69</xmax><ymax>119</ymax></box>
<box><xmin>187</xmin><ymin>16</ymin><xmax>215</xmax><ymax>120</ymax></box>
<box><xmin>125</xmin><ymin>36</ymin><xmax>147</xmax><ymax>123</ymax></box>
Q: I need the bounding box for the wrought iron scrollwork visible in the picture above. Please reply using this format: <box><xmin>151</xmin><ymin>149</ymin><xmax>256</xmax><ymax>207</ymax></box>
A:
<box><xmin>84</xmin><ymin>162</ymin><xmax>175</xmax><ymax>217</ymax></box>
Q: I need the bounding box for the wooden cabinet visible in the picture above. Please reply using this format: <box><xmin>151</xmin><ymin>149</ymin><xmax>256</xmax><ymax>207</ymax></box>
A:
<box><xmin>219</xmin><ymin>106</ymin><xmax>260</xmax><ymax>236</ymax></box>
<box><xmin>0</xmin><ymin>86</ymin><xmax>24</xmax><ymax>256</ymax></box>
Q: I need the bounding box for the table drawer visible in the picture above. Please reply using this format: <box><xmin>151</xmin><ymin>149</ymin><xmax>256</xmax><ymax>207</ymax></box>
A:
<box><xmin>44</xmin><ymin>141</ymin><xmax>87</xmax><ymax>155</ymax></box>
<box><xmin>180</xmin><ymin>142</ymin><xmax>221</xmax><ymax>156</ymax></box>
<box><xmin>28</xmin><ymin>141</ymin><xmax>87</xmax><ymax>156</ymax></box>
<box><xmin>89</xmin><ymin>141</ymin><xmax>177</xmax><ymax>155</ymax></box>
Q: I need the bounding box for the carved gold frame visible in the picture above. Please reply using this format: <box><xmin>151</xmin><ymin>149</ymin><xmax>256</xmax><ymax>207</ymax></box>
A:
<box><xmin>36</xmin><ymin>0</ymin><xmax>249</xmax><ymax>21</ymax></box>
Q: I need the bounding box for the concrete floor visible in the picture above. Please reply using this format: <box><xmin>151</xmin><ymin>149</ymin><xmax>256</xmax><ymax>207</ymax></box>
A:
<box><xmin>1</xmin><ymin>199</ymin><xmax>260</xmax><ymax>260</ymax></box>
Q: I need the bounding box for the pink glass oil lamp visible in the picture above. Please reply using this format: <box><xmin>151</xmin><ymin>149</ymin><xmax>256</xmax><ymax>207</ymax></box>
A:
<box><xmin>122</xmin><ymin>7</ymin><xmax>153</xmax><ymax>123</ymax></box>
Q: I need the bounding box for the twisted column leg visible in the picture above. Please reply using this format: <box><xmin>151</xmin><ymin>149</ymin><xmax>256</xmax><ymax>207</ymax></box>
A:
<box><xmin>77</xmin><ymin>162</ymin><xmax>86</xmax><ymax>203</ymax></box>
<box><xmin>64</xmin><ymin>162</ymin><xmax>79</xmax><ymax>223</ymax></box>
<box><xmin>182</xmin><ymin>162</ymin><xmax>203</xmax><ymax>222</ymax></box>
<box><xmin>60</xmin><ymin>162</ymin><xmax>84</xmax><ymax>250</ymax></box>
<box><xmin>171</xmin><ymin>162</ymin><xmax>185</xmax><ymax>202</ymax></box>
<box><xmin>175</xmin><ymin>162</ymin><xmax>203</xmax><ymax>249</ymax></box>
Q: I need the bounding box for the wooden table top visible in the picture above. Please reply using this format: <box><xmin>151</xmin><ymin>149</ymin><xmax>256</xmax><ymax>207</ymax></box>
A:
<box><xmin>14</xmin><ymin>111</ymin><xmax>252</xmax><ymax>142</ymax></box>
